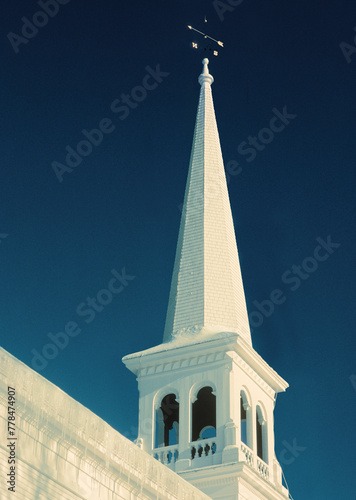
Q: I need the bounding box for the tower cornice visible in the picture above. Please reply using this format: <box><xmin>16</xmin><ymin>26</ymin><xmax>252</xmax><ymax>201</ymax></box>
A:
<box><xmin>122</xmin><ymin>332</ymin><xmax>288</xmax><ymax>395</ymax></box>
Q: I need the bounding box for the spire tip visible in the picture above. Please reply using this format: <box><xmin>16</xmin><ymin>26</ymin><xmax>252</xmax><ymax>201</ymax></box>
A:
<box><xmin>198</xmin><ymin>58</ymin><xmax>214</xmax><ymax>86</ymax></box>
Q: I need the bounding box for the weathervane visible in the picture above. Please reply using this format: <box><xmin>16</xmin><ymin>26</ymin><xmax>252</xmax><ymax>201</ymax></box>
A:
<box><xmin>188</xmin><ymin>17</ymin><xmax>224</xmax><ymax>57</ymax></box>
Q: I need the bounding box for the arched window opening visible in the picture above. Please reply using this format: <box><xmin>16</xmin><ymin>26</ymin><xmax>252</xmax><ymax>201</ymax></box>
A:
<box><xmin>155</xmin><ymin>393</ymin><xmax>179</xmax><ymax>448</ymax></box>
<box><xmin>192</xmin><ymin>386</ymin><xmax>216</xmax><ymax>442</ymax></box>
<box><xmin>240</xmin><ymin>396</ymin><xmax>247</xmax><ymax>445</ymax></box>
<box><xmin>256</xmin><ymin>405</ymin><xmax>268</xmax><ymax>463</ymax></box>
<box><xmin>256</xmin><ymin>412</ymin><xmax>263</xmax><ymax>459</ymax></box>
<box><xmin>240</xmin><ymin>390</ymin><xmax>252</xmax><ymax>448</ymax></box>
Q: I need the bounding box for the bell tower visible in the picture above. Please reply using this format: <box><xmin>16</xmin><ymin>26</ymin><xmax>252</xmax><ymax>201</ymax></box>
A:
<box><xmin>123</xmin><ymin>59</ymin><xmax>291</xmax><ymax>500</ymax></box>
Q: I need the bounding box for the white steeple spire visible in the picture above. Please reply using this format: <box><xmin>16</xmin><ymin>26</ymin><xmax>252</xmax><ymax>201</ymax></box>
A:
<box><xmin>163</xmin><ymin>59</ymin><xmax>252</xmax><ymax>345</ymax></box>
<box><xmin>123</xmin><ymin>59</ymin><xmax>290</xmax><ymax>500</ymax></box>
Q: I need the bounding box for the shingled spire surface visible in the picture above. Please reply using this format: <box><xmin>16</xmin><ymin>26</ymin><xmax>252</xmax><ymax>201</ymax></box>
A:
<box><xmin>163</xmin><ymin>59</ymin><xmax>252</xmax><ymax>345</ymax></box>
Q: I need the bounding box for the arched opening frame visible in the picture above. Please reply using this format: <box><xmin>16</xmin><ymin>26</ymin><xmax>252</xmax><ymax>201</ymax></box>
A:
<box><xmin>191</xmin><ymin>385</ymin><xmax>216</xmax><ymax>443</ymax></box>
<box><xmin>256</xmin><ymin>403</ymin><xmax>268</xmax><ymax>463</ymax></box>
<box><xmin>153</xmin><ymin>389</ymin><xmax>180</xmax><ymax>449</ymax></box>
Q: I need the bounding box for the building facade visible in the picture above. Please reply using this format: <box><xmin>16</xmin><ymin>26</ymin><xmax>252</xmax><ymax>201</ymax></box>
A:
<box><xmin>0</xmin><ymin>347</ymin><xmax>210</xmax><ymax>500</ymax></box>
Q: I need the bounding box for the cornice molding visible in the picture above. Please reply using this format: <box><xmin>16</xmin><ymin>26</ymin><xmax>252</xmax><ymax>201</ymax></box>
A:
<box><xmin>123</xmin><ymin>333</ymin><xmax>288</xmax><ymax>395</ymax></box>
<box><xmin>139</xmin><ymin>350</ymin><xmax>226</xmax><ymax>378</ymax></box>
<box><xmin>232</xmin><ymin>354</ymin><xmax>275</xmax><ymax>398</ymax></box>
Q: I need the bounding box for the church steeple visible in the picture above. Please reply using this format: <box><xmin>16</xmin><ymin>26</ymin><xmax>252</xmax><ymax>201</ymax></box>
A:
<box><xmin>123</xmin><ymin>59</ymin><xmax>291</xmax><ymax>500</ymax></box>
<box><xmin>163</xmin><ymin>59</ymin><xmax>251</xmax><ymax>345</ymax></box>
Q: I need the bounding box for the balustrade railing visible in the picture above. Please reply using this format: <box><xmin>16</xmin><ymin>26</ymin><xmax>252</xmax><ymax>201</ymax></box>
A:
<box><xmin>240</xmin><ymin>443</ymin><xmax>270</xmax><ymax>480</ymax></box>
<box><xmin>153</xmin><ymin>444</ymin><xmax>179</xmax><ymax>465</ymax></box>
<box><xmin>240</xmin><ymin>443</ymin><xmax>254</xmax><ymax>466</ymax></box>
<box><xmin>191</xmin><ymin>438</ymin><xmax>216</xmax><ymax>460</ymax></box>
<box><xmin>153</xmin><ymin>441</ymin><xmax>269</xmax><ymax>481</ymax></box>
<box><xmin>256</xmin><ymin>457</ymin><xmax>269</xmax><ymax>479</ymax></box>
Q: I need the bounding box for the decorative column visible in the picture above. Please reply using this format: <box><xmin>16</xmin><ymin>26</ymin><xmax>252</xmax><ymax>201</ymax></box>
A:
<box><xmin>175</xmin><ymin>380</ymin><xmax>191</xmax><ymax>472</ymax></box>
<box><xmin>222</xmin><ymin>365</ymin><xmax>239</xmax><ymax>462</ymax></box>
<box><xmin>245</xmin><ymin>401</ymin><xmax>253</xmax><ymax>451</ymax></box>
<box><xmin>267</xmin><ymin>407</ymin><xmax>275</xmax><ymax>474</ymax></box>
<box><xmin>138</xmin><ymin>391</ymin><xmax>154</xmax><ymax>454</ymax></box>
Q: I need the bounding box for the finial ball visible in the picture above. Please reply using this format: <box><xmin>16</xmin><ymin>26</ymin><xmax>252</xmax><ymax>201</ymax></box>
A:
<box><xmin>198</xmin><ymin>57</ymin><xmax>214</xmax><ymax>85</ymax></box>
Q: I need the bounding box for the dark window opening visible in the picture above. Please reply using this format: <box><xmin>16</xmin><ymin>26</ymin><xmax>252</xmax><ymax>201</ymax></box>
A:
<box><xmin>240</xmin><ymin>396</ymin><xmax>247</xmax><ymax>445</ymax></box>
<box><xmin>256</xmin><ymin>413</ymin><xmax>263</xmax><ymax>459</ymax></box>
<box><xmin>155</xmin><ymin>393</ymin><xmax>179</xmax><ymax>448</ymax></box>
<box><xmin>256</xmin><ymin>406</ymin><xmax>267</xmax><ymax>463</ymax></box>
<box><xmin>192</xmin><ymin>386</ymin><xmax>216</xmax><ymax>442</ymax></box>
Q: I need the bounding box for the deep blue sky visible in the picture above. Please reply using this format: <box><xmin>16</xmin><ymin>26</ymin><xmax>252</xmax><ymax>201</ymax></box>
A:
<box><xmin>2</xmin><ymin>1</ymin><xmax>356</xmax><ymax>498</ymax></box>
